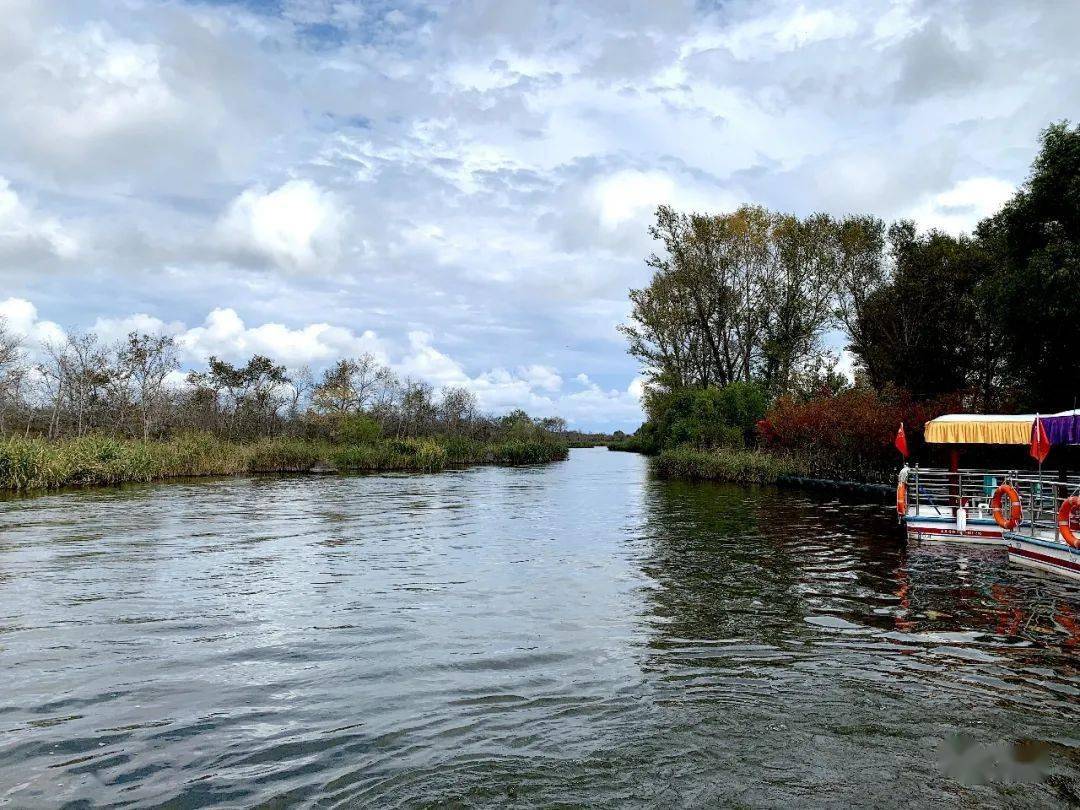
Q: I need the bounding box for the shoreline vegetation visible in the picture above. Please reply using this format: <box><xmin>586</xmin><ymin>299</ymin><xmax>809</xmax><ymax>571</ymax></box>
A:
<box><xmin>0</xmin><ymin>330</ymin><xmax>573</xmax><ymax>494</ymax></box>
<box><xmin>612</xmin><ymin>122</ymin><xmax>1080</xmax><ymax>488</ymax></box>
<box><xmin>0</xmin><ymin>433</ymin><xmax>569</xmax><ymax>493</ymax></box>
<box><xmin>654</xmin><ymin>446</ymin><xmax>808</xmax><ymax>485</ymax></box>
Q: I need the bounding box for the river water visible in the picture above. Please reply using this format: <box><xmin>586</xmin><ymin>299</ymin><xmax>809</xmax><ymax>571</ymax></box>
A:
<box><xmin>0</xmin><ymin>448</ymin><xmax>1077</xmax><ymax>807</ymax></box>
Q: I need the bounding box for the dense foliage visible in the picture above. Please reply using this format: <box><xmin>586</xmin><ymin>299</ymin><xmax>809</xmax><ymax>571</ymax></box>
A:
<box><xmin>848</xmin><ymin>121</ymin><xmax>1080</xmax><ymax>411</ymax></box>
<box><xmin>760</xmin><ymin>389</ymin><xmax>958</xmax><ymax>483</ymax></box>
<box><xmin>621</xmin><ymin>122</ymin><xmax>1080</xmax><ymax>480</ymax></box>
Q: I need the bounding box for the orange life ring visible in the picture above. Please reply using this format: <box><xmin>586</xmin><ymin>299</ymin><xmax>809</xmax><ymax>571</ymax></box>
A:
<box><xmin>1057</xmin><ymin>496</ymin><xmax>1080</xmax><ymax>549</ymax></box>
<box><xmin>896</xmin><ymin>482</ymin><xmax>907</xmax><ymax>515</ymax></box>
<box><xmin>991</xmin><ymin>484</ymin><xmax>1023</xmax><ymax>530</ymax></box>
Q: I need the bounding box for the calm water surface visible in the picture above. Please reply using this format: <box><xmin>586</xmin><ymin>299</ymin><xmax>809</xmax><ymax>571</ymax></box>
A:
<box><xmin>1</xmin><ymin>448</ymin><xmax>1078</xmax><ymax>807</ymax></box>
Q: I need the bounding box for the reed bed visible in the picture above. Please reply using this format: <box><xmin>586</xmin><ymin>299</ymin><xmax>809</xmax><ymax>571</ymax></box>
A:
<box><xmin>0</xmin><ymin>433</ymin><xmax>569</xmax><ymax>493</ymax></box>
<box><xmin>655</xmin><ymin>446</ymin><xmax>809</xmax><ymax>484</ymax></box>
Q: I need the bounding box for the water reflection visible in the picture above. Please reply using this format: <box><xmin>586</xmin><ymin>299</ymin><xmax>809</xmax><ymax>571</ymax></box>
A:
<box><xmin>0</xmin><ymin>449</ymin><xmax>1076</xmax><ymax>807</ymax></box>
<box><xmin>635</xmin><ymin>475</ymin><xmax>1080</xmax><ymax>805</ymax></box>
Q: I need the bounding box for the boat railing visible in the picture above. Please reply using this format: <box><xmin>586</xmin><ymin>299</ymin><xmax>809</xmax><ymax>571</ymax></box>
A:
<box><xmin>1006</xmin><ymin>473</ymin><xmax>1080</xmax><ymax>543</ymax></box>
<box><xmin>906</xmin><ymin>467</ymin><xmax>1080</xmax><ymax>529</ymax></box>
<box><xmin>906</xmin><ymin>467</ymin><xmax>1015</xmax><ymax>518</ymax></box>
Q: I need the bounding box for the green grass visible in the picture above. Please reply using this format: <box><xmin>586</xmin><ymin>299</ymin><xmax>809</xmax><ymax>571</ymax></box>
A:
<box><xmin>607</xmin><ymin>435</ymin><xmax>657</xmax><ymax>454</ymax></box>
<box><xmin>655</xmin><ymin>446</ymin><xmax>809</xmax><ymax>484</ymax></box>
<box><xmin>0</xmin><ymin>432</ymin><xmax>570</xmax><ymax>493</ymax></box>
<box><xmin>331</xmin><ymin>438</ymin><xmax>448</xmax><ymax>472</ymax></box>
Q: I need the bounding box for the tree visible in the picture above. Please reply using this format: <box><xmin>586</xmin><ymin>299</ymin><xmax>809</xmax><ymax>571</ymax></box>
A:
<box><xmin>114</xmin><ymin>332</ymin><xmax>180</xmax><ymax>439</ymax></box>
<box><xmin>438</xmin><ymin>386</ymin><xmax>477</xmax><ymax>434</ymax></box>
<box><xmin>979</xmin><ymin>120</ymin><xmax>1080</xmax><ymax>411</ymax></box>
<box><xmin>622</xmin><ymin>204</ymin><xmax>850</xmax><ymax>397</ymax></box>
<box><xmin>189</xmin><ymin>355</ymin><xmax>290</xmax><ymax>438</ymax></box>
<box><xmin>40</xmin><ymin>333</ymin><xmax>111</xmax><ymax>437</ymax></box>
<box><xmin>0</xmin><ymin>318</ymin><xmax>26</xmax><ymax>435</ymax></box>
<box><xmin>832</xmin><ymin>215</ymin><xmax>887</xmax><ymax>385</ymax></box>
<box><xmin>313</xmin><ymin>358</ymin><xmax>363</xmax><ymax>414</ymax></box>
<box><xmin>759</xmin><ymin>213</ymin><xmax>840</xmax><ymax>393</ymax></box>
<box><xmin>396</xmin><ymin>379</ymin><xmax>435</xmax><ymax>437</ymax></box>
<box><xmin>311</xmin><ymin>353</ymin><xmax>394</xmax><ymax>415</ymax></box>
<box><xmin>849</xmin><ymin>223</ymin><xmax>991</xmax><ymax>401</ymax></box>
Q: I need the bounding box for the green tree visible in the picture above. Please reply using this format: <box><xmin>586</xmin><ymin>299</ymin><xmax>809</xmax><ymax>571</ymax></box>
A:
<box><xmin>851</xmin><ymin>223</ymin><xmax>991</xmax><ymax>401</ymax></box>
<box><xmin>622</xmin><ymin>205</ymin><xmax>849</xmax><ymax>397</ymax></box>
<box><xmin>643</xmin><ymin>381</ymin><xmax>767</xmax><ymax>450</ymax></box>
<box><xmin>978</xmin><ymin>121</ymin><xmax>1080</xmax><ymax>411</ymax></box>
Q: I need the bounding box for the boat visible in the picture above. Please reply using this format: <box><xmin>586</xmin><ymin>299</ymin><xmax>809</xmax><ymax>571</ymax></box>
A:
<box><xmin>1002</xmin><ymin>410</ymin><xmax>1080</xmax><ymax>581</ymax></box>
<box><xmin>1004</xmin><ymin>481</ymin><xmax>1080</xmax><ymax>580</ymax></box>
<box><xmin>898</xmin><ymin>411</ymin><xmax>1080</xmax><ymax>553</ymax></box>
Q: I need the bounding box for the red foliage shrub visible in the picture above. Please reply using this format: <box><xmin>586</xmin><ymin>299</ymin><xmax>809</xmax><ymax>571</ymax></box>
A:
<box><xmin>760</xmin><ymin>388</ymin><xmax>963</xmax><ymax>482</ymax></box>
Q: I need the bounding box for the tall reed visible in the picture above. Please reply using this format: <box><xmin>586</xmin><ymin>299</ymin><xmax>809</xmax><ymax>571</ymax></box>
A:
<box><xmin>0</xmin><ymin>432</ymin><xmax>570</xmax><ymax>493</ymax></box>
<box><xmin>655</xmin><ymin>446</ymin><xmax>809</xmax><ymax>484</ymax></box>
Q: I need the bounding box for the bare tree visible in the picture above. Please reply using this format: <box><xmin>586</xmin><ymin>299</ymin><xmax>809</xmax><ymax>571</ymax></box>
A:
<box><xmin>109</xmin><ymin>333</ymin><xmax>181</xmax><ymax>439</ymax></box>
<box><xmin>0</xmin><ymin>318</ymin><xmax>27</xmax><ymax>435</ymax></box>
<box><xmin>39</xmin><ymin>333</ymin><xmax>110</xmax><ymax>437</ymax></box>
<box><xmin>438</xmin><ymin>386</ymin><xmax>478</xmax><ymax>435</ymax></box>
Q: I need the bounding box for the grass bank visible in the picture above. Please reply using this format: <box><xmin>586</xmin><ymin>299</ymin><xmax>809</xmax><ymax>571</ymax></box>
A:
<box><xmin>655</xmin><ymin>446</ymin><xmax>809</xmax><ymax>484</ymax></box>
<box><xmin>0</xmin><ymin>433</ymin><xmax>569</xmax><ymax>493</ymax></box>
<box><xmin>607</xmin><ymin>435</ymin><xmax>656</xmax><ymax>454</ymax></box>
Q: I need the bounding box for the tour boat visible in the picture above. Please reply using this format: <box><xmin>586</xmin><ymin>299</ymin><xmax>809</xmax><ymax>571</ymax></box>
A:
<box><xmin>898</xmin><ymin>411</ymin><xmax>1080</xmax><ymax>551</ymax></box>
<box><xmin>1006</xmin><ymin>508</ymin><xmax>1080</xmax><ymax>581</ymax></box>
<box><xmin>1002</xmin><ymin>410</ymin><xmax>1080</xmax><ymax>581</ymax></box>
<box><xmin>898</xmin><ymin>414</ymin><xmax>1034</xmax><ymax>545</ymax></box>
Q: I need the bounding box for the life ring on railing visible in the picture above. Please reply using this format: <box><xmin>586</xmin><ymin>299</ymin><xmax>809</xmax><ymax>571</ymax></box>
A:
<box><xmin>1057</xmin><ymin>496</ymin><xmax>1080</xmax><ymax>549</ymax></box>
<box><xmin>991</xmin><ymin>484</ymin><xmax>1023</xmax><ymax>530</ymax></box>
<box><xmin>896</xmin><ymin>482</ymin><xmax>907</xmax><ymax>516</ymax></box>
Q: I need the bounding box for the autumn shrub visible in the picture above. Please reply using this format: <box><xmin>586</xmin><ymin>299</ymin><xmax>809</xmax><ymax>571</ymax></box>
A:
<box><xmin>760</xmin><ymin>388</ymin><xmax>960</xmax><ymax>482</ymax></box>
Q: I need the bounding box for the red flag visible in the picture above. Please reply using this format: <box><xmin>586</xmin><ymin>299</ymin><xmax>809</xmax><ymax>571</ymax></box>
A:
<box><xmin>894</xmin><ymin>422</ymin><xmax>909</xmax><ymax>458</ymax></box>
<box><xmin>1030</xmin><ymin>415</ymin><xmax>1051</xmax><ymax>464</ymax></box>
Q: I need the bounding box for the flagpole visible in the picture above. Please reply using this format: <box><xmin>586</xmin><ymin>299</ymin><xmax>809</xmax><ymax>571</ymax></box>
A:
<box><xmin>1036</xmin><ymin>414</ymin><xmax>1043</xmax><ymax>523</ymax></box>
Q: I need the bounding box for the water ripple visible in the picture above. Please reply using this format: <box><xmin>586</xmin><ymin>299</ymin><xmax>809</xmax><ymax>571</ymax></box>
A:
<box><xmin>0</xmin><ymin>451</ymin><xmax>1077</xmax><ymax>806</ymax></box>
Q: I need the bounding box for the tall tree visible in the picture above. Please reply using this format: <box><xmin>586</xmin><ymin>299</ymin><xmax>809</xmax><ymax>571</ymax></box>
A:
<box><xmin>623</xmin><ymin>204</ymin><xmax>846</xmax><ymax>396</ymax></box>
<box><xmin>851</xmin><ymin>223</ymin><xmax>990</xmax><ymax>401</ymax></box>
<box><xmin>978</xmin><ymin>120</ymin><xmax>1080</xmax><ymax>411</ymax></box>
<box><xmin>113</xmin><ymin>332</ymin><xmax>180</xmax><ymax>440</ymax></box>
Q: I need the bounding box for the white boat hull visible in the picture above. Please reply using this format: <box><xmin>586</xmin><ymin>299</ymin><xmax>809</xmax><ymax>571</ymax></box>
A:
<box><xmin>903</xmin><ymin>512</ymin><xmax>1006</xmax><ymax>545</ymax></box>
<box><xmin>1005</xmin><ymin>532</ymin><xmax>1080</xmax><ymax>581</ymax></box>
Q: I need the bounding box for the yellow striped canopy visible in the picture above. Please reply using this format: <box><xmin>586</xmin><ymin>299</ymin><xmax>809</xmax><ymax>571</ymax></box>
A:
<box><xmin>923</xmin><ymin>414</ymin><xmax>1035</xmax><ymax>445</ymax></box>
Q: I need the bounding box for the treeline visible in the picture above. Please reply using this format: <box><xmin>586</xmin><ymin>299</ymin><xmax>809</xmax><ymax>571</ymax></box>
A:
<box><xmin>0</xmin><ymin>330</ymin><xmax>565</xmax><ymax>445</ymax></box>
<box><xmin>620</xmin><ymin>122</ymin><xmax>1080</xmax><ymax>480</ymax></box>
<box><xmin>0</xmin><ymin>331</ymin><xmax>571</xmax><ymax>491</ymax></box>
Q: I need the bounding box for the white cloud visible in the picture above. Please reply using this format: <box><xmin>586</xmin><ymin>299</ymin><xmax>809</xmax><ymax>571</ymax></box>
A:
<box><xmin>217</xmin><ymin>180</ymin><xmax>346</xmax><ymax>272</ymax></box>
<box><xmin>594</xmin><ymin>170</ymin><xmax>676</xmax><ymax>230</ymax></box>
<box><xmin>88</xmin><ymin>312</ymin><xmax>185</xmax><ymax>345</ymax></box>
<box><xmin>0</xmin><ymin>298</ymin><xmax>67</xmax><ymax>350</ymax></box>
<box><xmin>0</xmin><ymin>21</ymin><xmax>179</xmax><ymax>171</ymax></box>
<box><xmin>1</xmin><ymin>0</ymin><xmax>1077</xmax><ymax>430</ymax></box>
<box><xmin>177</xmin><ymin>307</ymin><xmax>386</xmax><ymax>367</ymax></box>
<box><xmin>517</xmin><ymin>364</ymin><xmax>562</xmax><ymax>392</ymax></box>
<box><xmin>396</xmin><ymin>331</ymin><xmax>470</xmax><ymax>386</ymax></box>
<box><xmin>903</xmin><ymin>176</ymin><xmax>1015</xmax><ymax>234</ymax></box>
<box><xmin>0</xmin><ymin>177</ymin><xmax>79</xmax><ymax>263</ymax></box>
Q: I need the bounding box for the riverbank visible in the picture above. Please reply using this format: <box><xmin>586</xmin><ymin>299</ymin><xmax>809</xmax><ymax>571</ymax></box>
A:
<box><xmin>0</xmin><ymin>433</ymin><xmax>569</xmax><ymax>493</ymax></box>
<box><xmin>654</xmin><ymin>446</ymin><xmax>809</xmax><ymax>484</ymax></box>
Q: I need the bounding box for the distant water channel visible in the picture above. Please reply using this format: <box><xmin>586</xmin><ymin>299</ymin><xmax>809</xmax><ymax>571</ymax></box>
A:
<box><xmin>1</xmin><ymin>448</ymin><xmax>1078</xmax><ymax>806</ymax></box>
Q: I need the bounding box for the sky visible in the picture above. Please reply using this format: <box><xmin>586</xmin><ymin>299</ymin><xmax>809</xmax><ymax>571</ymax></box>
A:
<box><xmin>1</xmin><ymin>0</ymin><xmax>1078</xmax><ymax>431</ymax></box>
